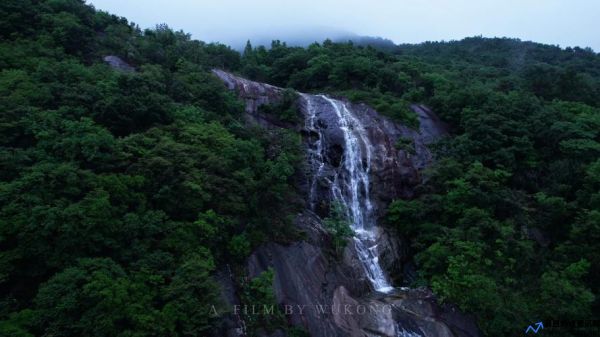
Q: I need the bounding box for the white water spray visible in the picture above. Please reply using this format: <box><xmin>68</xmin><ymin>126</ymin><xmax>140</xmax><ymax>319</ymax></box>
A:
<box><xmin>304</xmin><ymin>94</ymin><xmax>393</xmax><ymax>293</ymax></box>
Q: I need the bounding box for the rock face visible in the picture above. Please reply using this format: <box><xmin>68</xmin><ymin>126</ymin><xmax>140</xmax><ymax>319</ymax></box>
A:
<box><xmin>297</xmin><ymin>96</ymin><xmax>447</xmax><ymax>220</ymax></box>
<box><xmin>212</xmin><ymin>69</ymin><xmax>291</xmax><ymax>128</ymax></box>
<box><xmin>102</xmin><ymin>55</ymin><xmax>135</xmax><ymax>72</ymax></box>
<box><xmin>212</xmin><ymin>70</ymin><xmax>478</xmax><ymax>337</ymax></box>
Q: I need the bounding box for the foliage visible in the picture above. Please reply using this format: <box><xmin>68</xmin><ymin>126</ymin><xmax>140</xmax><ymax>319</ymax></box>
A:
<box><xmin>0</xmin><ymin>1</ymin><xmax>300</xmax><ymax>336</ymax></box>
<box><xmin>386</xmin><ymin>37</ymin><xmax>600</xmax><ymax>336</ymax></box>
<box><xmin>257</xmin><ymin>88</ymin><xmax>300</xmax><ymax>123</ymax></box>
<box><xmin>241</xmin><ymin>40</ymin><xmax>421</xmax><ymax>126</ymax></box>
<box><xmin>1</xmin><ymin>1</ymin><xmax>599</xmax><ymax>336</ymax></box>
<box><xmin>395</xmin><ymin>137</ymin><xmax>416</xmax><ymax>155</ymax></box>
<box><xmin>323</xmin><ymin>203</ymin><xmax>353</xmax><ymax>255</ymax></box>
<box><xmin>239</xmin><ymin>268</ymin><xmax>285</xmax><ymax>334</ymax></box>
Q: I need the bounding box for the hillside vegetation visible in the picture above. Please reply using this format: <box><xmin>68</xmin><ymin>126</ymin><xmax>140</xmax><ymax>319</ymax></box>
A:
<box><xmin>1</xmin><ymin>1</ymin><xmax>599</xmax><ymax>336</ymax></box>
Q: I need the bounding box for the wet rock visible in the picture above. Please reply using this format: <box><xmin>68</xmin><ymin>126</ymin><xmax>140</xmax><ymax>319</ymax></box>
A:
<box><xmin>329</xmin><ymin>286</ymin><xmax>467</xmax><ymax>337</ymax></box>
<box><xmin>293</xmin><ymin>210</ymin><xmax>329</xmax><ymax>246</ymax></box>
<box><xmin>212</xmin><ymin>70</ymin><xmax>480</xmax><ymax>337</ymax></box>
<box><xmin>334</xmin><ymin>286</ymin><xmax>399</xmax><ymax>337</ymax></box>
<box><xmin>213</xmin><ymin>267</ymin><xmax>245</xmax><ymax>337</ymax></box>
<box><xmin>340</xmin><ymin>226</ymin><xmax>404</xmax><ymax>286</ymax></box>
<box><xmin>376</xmin><ymin>228</ymin><xmax>405</xmax><ymax>280</ymax></box>
<box><xmin>247</xmin><ymin>239</ymin><xmax>359</xmax><ymax>336</ymax></box>
<box><xmin>331</xmin><ymin>286</ymin><xmax>364</xmax><ymax>337</ymax></box>
<box><xmin>327</xmin><ymin>143</ymin><xmax>344</xmax><ymax>168</ymax></box>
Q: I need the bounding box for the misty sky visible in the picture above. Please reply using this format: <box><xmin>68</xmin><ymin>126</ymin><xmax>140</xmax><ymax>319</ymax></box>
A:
<box><xmin>89</xmin><ymin>0</ymin><xmax>599</xmax><ymax>51</ymax></box>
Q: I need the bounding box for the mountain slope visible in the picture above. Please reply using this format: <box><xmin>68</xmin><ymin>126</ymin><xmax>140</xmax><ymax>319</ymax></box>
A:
<box><xmin>0</xmin><ymin>1</ymin><xmax>598</xmax><ymax>337</ymax></box>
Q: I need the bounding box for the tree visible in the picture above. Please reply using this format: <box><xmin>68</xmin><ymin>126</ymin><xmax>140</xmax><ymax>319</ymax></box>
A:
<box><xmin>165</xmin><ymin>251</ymin><xmax>223</xmax><ymax>336</ymax></box>
<box><xmin>323</xmin><ymin>203</ymin><xmax>353</xmax><ymax>255</ymax></box>
<box><xmin>240</xmin><ymin>268</ymin><xmax>285</xmax><ymax>333</ymax></box>
<box><xmin>33</xmin><ymin>258</ymin><xmax>168</xmax><ymax>337</ymax></box>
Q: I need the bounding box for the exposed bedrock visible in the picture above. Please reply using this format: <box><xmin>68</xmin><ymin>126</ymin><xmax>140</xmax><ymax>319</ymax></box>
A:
<box><xmin>212</xmin><ymin>70</ymin><xmax>478</xmax><ymax>337</ymax></box>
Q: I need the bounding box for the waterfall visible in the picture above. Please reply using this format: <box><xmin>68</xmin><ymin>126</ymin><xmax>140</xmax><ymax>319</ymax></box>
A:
<box><xmin>212</xmin><ymin>70</ymin><xmax>464</xmax><ymax>337</ymax></box>
<box><xmin>397</xmin><ymin>327</ymin><xmax>424</xmax><ymax>337</ymax></box>
<box><xmin>304</xmin><ymin>94</ymin><xmax>326</xmax><ymax>210</ymax></box>
<box><xmin>304</xmin><ymin>94</ymin><xmax>393</xmax><ymax>293</ymax></box>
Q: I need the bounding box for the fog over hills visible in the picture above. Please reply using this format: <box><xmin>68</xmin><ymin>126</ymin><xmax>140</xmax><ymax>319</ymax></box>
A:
<box><xmin>218</xmin><ymin>26</ymin><xmax>354</xmax><ymax>50</ymax></box>
<box><xmin>89</xmin><ymin>0</ymin><xmax>600</xmax><ymax>51</ymax></box>
<box><xmin>226</xmin><ymin>27</ymin><xmax>398</xmax><ymax>51</ymax></box>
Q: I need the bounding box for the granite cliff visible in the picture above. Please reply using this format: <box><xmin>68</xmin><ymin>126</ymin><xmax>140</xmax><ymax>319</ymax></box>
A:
<box><xmin>212</xmin><ymin>69</ymin><xmax>479</xmax><ymax>337</ymax></box>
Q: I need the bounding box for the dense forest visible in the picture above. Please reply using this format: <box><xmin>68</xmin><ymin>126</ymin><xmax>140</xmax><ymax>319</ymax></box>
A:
<box><xmin>0</xmin><ymin>1</ymin><xmax>302</xmax><ymax>336</ymax></box>
<box><xmin>239</xmin><ymin>32</ymin><xmax>600</xmax><ymax>336</ymax></box>
<box><xmin>1</xmin><ymin>1</ymin><xmax>598</xmax><ymax>337</ymax></box>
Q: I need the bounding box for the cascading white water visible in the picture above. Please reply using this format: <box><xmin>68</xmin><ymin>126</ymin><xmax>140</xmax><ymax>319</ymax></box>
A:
<box><xmin>396</xmin><ymin>327</ymin><xmax>424</xmax><ymax>337</ymax></box>
<box><xmin>304</xmin><ymin>94</ymin><xmax>326</xmax><ymax>210</ymax></box>
<box><xmin>304</xmin><ymin>94</ymin><xmax>393</xmax><ymax>293</ymax></box>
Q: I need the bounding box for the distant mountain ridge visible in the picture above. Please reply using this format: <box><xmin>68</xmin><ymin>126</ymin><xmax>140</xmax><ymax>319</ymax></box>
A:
<box><xmin>227</xmin><ymin>28</ymin><xmax>398</xmax><ymax>51</ymax></box>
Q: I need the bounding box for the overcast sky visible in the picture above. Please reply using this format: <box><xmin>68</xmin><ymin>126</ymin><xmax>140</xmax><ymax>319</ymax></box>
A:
<box><xmin>89</xmin><ymin>0</ymin><xmax>599</xmax><ymax>51</ymax></box>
